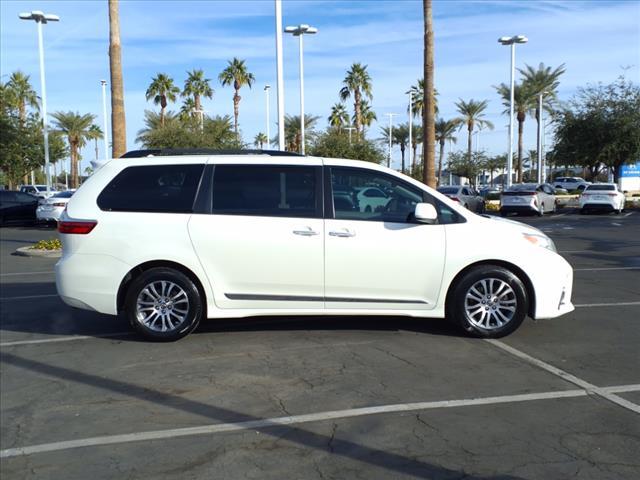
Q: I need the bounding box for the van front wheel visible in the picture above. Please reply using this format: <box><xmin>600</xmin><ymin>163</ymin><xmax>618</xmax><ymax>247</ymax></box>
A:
<box><xmin>124</xmin><ymin>267</ymin><xmax>202</xmax><ymax>341</ymax></box>
<box><xmin>448</xmin><ymin>265</ymin><xmax>528</xmax><ymax>338</ymax></box>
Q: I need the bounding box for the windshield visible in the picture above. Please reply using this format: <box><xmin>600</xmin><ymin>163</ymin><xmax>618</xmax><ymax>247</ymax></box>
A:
<box><xmin>506</xmin><ymin>184</ymin><xmax>538</xmax><ymax>192</ymax></box>
<box><xmin>585</xmin><ymin>185</ymin><xmax>615</xmax><ymax>191</ymax></box>
<box><xmin>437</xmin><ymin>187</ymin><xmax>459</xmax><ymax>194</ymax></box>
<box><xmin>53</xmin><ymin>191</ymin><xmax>74</xmax><ymax>198</ymax></box>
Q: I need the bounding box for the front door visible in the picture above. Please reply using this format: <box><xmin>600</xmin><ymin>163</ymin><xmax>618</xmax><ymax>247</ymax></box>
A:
<box><xmin>188</xmin><ymin>162</ymin><xmax>324</xmax><ymax>310</ymax></box>
<box><xmin>324</xmin><ymin>166</ymin><xmax>446</xmax><ymax>310</ymax></box>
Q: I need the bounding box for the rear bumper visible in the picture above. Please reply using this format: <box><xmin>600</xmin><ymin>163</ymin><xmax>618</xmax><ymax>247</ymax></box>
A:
<box><xmin>55</xmin><ymin>253</ymin><xmax>131</xmax><ymax>315</ymax></box>
<box><xmin>580</xmin><ymin>201</ymin><xmax>616</xmax><ymax>211</ymax></box>
<box><xmin>36</xmin><ymin>207</ymin><xmax>64</xmax><ymax>221</ymax></box>
<box><xmin>500</xmin><ymin>205</ymin><xmax>538</xmax><ymax>214</ymax></box>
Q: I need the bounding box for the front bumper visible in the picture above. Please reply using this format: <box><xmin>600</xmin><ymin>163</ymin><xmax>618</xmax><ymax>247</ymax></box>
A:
<box><xmin>532</xmin><ymin>256</ymin><xmax>574</xmax><ymax>319</ymax></box>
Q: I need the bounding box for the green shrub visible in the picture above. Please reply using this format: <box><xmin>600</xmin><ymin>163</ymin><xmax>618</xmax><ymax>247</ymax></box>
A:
<box><xmin>30</xmin><ymin>238</ymin><xmax>62</xmax><ymax>250</ymax></box>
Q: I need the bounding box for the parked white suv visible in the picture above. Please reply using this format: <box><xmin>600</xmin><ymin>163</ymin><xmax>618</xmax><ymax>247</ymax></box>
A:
<box><xmin>56</xmin><ymin>150</ymin><xmax>574</xmax><ymax>341</ymax></box>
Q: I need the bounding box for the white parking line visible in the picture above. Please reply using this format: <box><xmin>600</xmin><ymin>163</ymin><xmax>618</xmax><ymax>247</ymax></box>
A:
<box><xmin>0</xmin><ymin>294</ymin><xmax>59</xmax><ymax>301</ymax></box>
<box><xmin>575</xmin><ymin>301</ymin><xmax>640</xmax><ymax>308</ymax></box>
<box><xmin>485</xmin><ymin>339</ymin><xmax>640</xmax><ymax>414</ymax></box>
<box><xmin>0</xmin><ymin>271</ymin><xmax>54</xmax><ymax>277</ymax></box>
<box><xmin>574</xmin><ymin>267</ymin><xmax>640</xmax><ymax>271</ymax></box>
<box><xmin>0</xmin><ymin>333</ymin><xmax>133</xmax><ymax>347</ymax></box>
<box><xmin>0</xmin><ymin>388</ymin><xmax>595</xmax><ymax>458</ymax></box>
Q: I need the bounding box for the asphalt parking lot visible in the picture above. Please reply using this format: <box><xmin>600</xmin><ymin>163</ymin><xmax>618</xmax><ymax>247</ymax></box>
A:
<box><xmin>1</xmin><ymin>211</ymin><xmax>639</xmax><ymax>480</ymax></box>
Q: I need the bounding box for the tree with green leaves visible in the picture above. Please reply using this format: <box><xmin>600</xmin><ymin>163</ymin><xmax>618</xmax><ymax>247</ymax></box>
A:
<box><xmin>435</xmin><ymin>118</ymin><xmax>459</xmax><ymax>186</ymax></box>
<box><xmin>6</xmin><ymin>71</ymin><xmax>39</xmax><ymax>124</ymax></box>
<box><xmin>483</xmin><ymin>154</ymin><xmax>507</xmax><ymax>186</ymax></box>
<box><xmin>182</xmin><ymin>69</ymin><xmax>213</xmax><ymax>116</ymax></box>
<box><xmin>146</xmin><ymin>73</ymin><xmax>180</xmax><ymax>127</ymax></box>
<box><xmin>550</xmin><ymin>76</ymin><xmax>640</xmax><ymax>182</ymax></box>
<box><xmin>218</xmin><ymin>57</ymin><xmax>255</xmax><ymax>138</ymax></box>
<box><xmin>339</xmin><ymin>63</ymin><xmax>373</xmax><ymax>136</ymax></box>
<box><xmin>50</xmin><ymin>111</ymin><xmax>97</xmax><ymax>188</ymax></box>
<box><xmin>283</xmin><ymin>114</ymin><xmax>320</xmax><ymax>152</ymax></box>
<box><xmin>495</xmin><ymin>82</ymin><xmax>535</xmax><ymax>182</ymax></box>
<box><xmin>455</xmin><ymin>99</ymin><xmax>494</xmax><ymax>163</ymax></box>
<box><xmin>447</xmin><ymin>150</ymin><xmax>487</xmax><ymax>187</ymax></box>
<box><xmin>179</xmin><ymin>98</ymin><xmax>197</xmax><ymax>122</ymax></box>
<box><xmin>88</xmin><ymin>124</ymin><xmax>103</xmax><ymax>161</ymax></box>
<box><xmin>359</xmin><ymin>100</ymin><xmax>377</xmax><ymax>134</ymax></box>
<box><xmin>254</xmin><ymin>132</ymin><xmax>268</xmax><ymax>149</ymax></box>
<box><xmin>311</xmin><ymin>129</ymin><xmax>385</xmax><ymax>164</ymax></box>
<box><xmin>407</xmin><ymin>79</ymin><xmax>438</xmax><ymax>118</ymax></box>
<box><xmin>380</xmin><ymin>123</ymin><xmax>411</xmax><ymax>173</ymax></box>
<box><xmin>328</xmin><ymin>103</ymin><xmax>351</xmax><ymax>132</ymax></box>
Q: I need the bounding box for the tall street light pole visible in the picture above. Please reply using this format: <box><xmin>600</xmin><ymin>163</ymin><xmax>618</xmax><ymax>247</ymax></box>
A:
<box><xmin>536</xmin><ymin>91</ymin><xmax>548</xmax><ymax>184</ymax></box>
<box><xmin>274</xmin><ymin>0</ymin><xmax>285</xmax><ymax>151</ymax></box>
<box><xmin>285</xmin><ymin>24</ymin><xmax>318</xmax><ymax>155</ymax></box>
<box><xmin>384</xmin><ymin>113</ymin><xmax>399</xmax><ymax>168</ymax></box>
<box><xmin>100</xmin><ymin>80</ymin><xmax>109</xmax><ymax>160</ymax></box>
<box><xmin>264</xmin><ymin>85</ymin><xmax>271</xmax><ymax>147</ymax></box>
<box><xmin>19</xmin><ymin>10</ymin><xmax>59</xmax><ymax>195</ymax></box>
<box><xmin>498</xmin><ymin>34</ymin><xmax>527</xmax><ymax>188</ymax></box>
<box><xmin>408</xmin><ymin>91</ymin><xmax>413</xmax><ymax>175</ymax></box>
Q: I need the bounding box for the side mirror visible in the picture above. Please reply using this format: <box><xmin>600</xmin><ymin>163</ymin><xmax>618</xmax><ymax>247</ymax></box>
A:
<box><xmin>415</xmin><ymin>203</ymin><xmax>438</xmax><ymax>224</ymax></box>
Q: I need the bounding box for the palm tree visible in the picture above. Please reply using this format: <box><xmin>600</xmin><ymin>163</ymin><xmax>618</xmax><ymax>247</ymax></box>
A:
<box><xmin>183</xmin><ymin>69</ymin><xmax>213</xmax><ymax>115</ymax></box>
<box><xmin>108</xmin><ymin>0</ymin><xmax>126</xmax><ymax>158</ymax></box>
<box><xmin>380</xmin><ymin>124</ymin><xmax>411</xmax><ymax>173</ymax></box>
<box><xmin>146</xmin><ymin>74</ymin><xmax>180</xmax><ymax>127</ymax></box>
<box><xmin>88</xmin><ymin>124</ymin><xmax>103</xmax><ymax>161</ymax></box>
<box><xmin>407</xmin><ymin>79</ymin><xmax>438</xmax><ymax>118</ymax></box>
<box><xmin>135</xmin><ymin>110</ymin><xmax>179</xmax><ymax>145</ymax></box>
<box><xmin>328</xmin><ymin>103</ymin><xmax>351</xmax><ymax>131</ymax></box>
<box><xmin>218</xmin><ymin>57</ymin><xmax>255</xmax><ymax>138</ymax></box>
<box><xmin>454</xmin><ymin>98</ymin><xmax>494</xmax><ymax>161</ymax></box>
<box><xmin>435</xmin><ymin>118</ymin><xmax>458</xmax><ymax>186</ymax></box>
<box><xmin>179</xmin><ymin>98</ymin><xmax>197</xmax><ymax>122</ymax></box>
<box><xmin>339</xmin><ymin>63</ymin><xmax>373</xmax><ymax>136</ymax></box>
<box><xmin>6</xmin><ymin>71</ymin><xmax>39</xmax><ymax>124</ymax></box>
<box><xmin>410</xmin><ymin>123</ymin><xmax>422</xmax><ymax>174</ymax></box>
<box><xmin>359</xmin><ymin>100</ymin><xmax>377</xmax><ymax>134</ymax></box>
<box><xmin>484</xmin><ymin>155</ymin><xmax>507</xmax><ymax>186</ymax></box>
<box><xmin>519</xmin><ymin>62</ymin><xmax>565</xmax><ymax>170</ymax></box>
<box><xmin>50</xmin><ymin>112</ymin><xmax>96</xmax><ymax>188</ymax></box>
<box><xmin>495</xmin><ymin>83</ymin><xmax>535</xmax><ymax>182</ymax></box>
<box><xmin>423</xmin><ymin>0</ymin><xmax>437</xmax><ymax>188</ymax></box>
<box><xmin>283</xmin><ymin>114</ymin><xmax>320</xmax><ymax>152</ymax></box>
<box><xmin>254</xmin><ymin>132</ymin><xmax>268</xmax><ymax>149</ymax></box>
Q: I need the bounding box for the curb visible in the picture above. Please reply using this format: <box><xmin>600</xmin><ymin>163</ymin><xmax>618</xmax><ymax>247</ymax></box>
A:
<box><xmin>14</xmin><ymin>246</ymin><xmax>62</xmax><ymax>258</ymax></box>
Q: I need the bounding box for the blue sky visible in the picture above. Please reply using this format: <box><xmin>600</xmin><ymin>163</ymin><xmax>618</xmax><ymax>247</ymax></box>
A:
<box><xmin>1</xmin><ymin>0</ymin><xmax>639</xmax><ymax>172</ymax></box>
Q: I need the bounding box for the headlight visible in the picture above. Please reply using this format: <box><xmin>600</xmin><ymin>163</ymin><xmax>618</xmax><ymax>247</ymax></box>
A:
<box><xmin>522</xmin><ymin>232</ymin><xmax>557</xmax><ymax>252</ymax></box>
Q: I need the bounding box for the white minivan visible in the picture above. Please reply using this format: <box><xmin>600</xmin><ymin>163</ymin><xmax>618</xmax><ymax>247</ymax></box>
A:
<box><xmin>56</xmin><ymin>150</ymin><xmax>574</xmax><ymax>341</ymax></box>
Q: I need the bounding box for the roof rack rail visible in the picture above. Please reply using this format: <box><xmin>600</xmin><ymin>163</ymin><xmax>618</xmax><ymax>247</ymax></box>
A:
<box><xmin>120</xmin><ymin>148</ymin><xmax>304</xmax><ymax>158</ymax></box>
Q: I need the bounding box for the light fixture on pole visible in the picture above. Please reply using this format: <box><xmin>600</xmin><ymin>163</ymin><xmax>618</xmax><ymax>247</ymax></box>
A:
<box><xmin>408</xmin><ymin>91</ymin><xmax>413</xmax><ymax>175</ymax></box>
<box><xmin>100</xmin><ymin>80</ymin><xmax>109</xmax><ymax>160</ymax></box>
<box><xmin>498</xmin><ymin>34</ymin><xmax>527</xmax><ymax>187</ymax></box>
<box><xmin>264</xmin><ymin>84</ymin><xmax>271</xmax><ymax>147</ymax></box>
<box><xmin>19</xmin><ymin>10</ymin><xmax>59</xmax><ymax>195</ymax></box>
<box><xmin>384</xmin><ymin>113</ymin><xmax>399</xmax><ymax>168</ymax></box>
<box><xmin>285</xmin><ymin>23</ymin><xmax>318</xmax><ymax>155</ymax></box>
<box><xmin>344</xmin><ymin>126</ymin><xmax>355</xmax><ymax>144</ymax></box>
<box><xmin>536</xmin><ymin>90</ymin><xmax>548</xmax><ymax>184</ymax></box>
<box><xmin>274</xmin><ymin>0</ymin><xmax>285</xmax><ymax>151</ymax></box>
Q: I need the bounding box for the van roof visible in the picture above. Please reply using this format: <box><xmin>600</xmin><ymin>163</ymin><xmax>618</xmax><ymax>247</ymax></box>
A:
<box><xmin>120</xmin><ymin>148</ymin><xmax>304</xmax><ymax>158</ymax></box>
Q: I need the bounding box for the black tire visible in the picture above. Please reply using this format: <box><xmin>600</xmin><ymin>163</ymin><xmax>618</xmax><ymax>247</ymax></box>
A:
<box><xmin>124</xmin><ymin>267</ymin><xmax>203</xmax><ymax>341</ymax></box>
<box><xmin>579</xmin><ymin>208</ymin><xmax>586</xmax><ymax>215</ymax></box>
<box><xmin>500</xmin><ymin>210</ymin><xmax>507</xmax><ymax>217</ymax></box>
<box><xmin>447</xmin><ymin>265</ymin><xmax>528</xmax><ymax>338</ymax></box>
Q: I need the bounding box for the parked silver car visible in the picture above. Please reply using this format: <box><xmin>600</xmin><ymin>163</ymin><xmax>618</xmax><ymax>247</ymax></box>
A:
<box><xmin>437</xmin><ymin>186</ymin><xmax>485</xmax><ymax>213</ymax></box>
<box><xmin>553</xmin><ymin>177</ymin><xmax>590</xmax><ymax>192</ymax></box>
<box><xmin>500</xmin><ymin>183</ymin><xmax>557</xmax><ymax>216</ymax></box>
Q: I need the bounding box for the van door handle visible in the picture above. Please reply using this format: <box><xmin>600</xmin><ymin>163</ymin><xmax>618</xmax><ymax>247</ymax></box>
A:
<box><xmin>293</xmin><ymin>228</ymin><xmax>319</xmax><ymax>236</ymax></box>
<box><xmin>329</xmin><ymin>229</ymin><xmax>355</xmax><ymax>238</ymax></box>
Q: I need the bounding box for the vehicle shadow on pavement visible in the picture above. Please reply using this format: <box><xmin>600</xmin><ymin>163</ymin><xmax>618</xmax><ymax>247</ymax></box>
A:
<box><xmin>1</xmin><ymin>351</ymin><xmax>525</xmax><ymax>480</ymax></box>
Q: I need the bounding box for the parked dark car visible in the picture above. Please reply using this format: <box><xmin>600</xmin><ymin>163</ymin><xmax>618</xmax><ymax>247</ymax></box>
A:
<box><xmin>0</xmin><ymin>190</ymin><xmax>39</xmax><ymax>226</ymax></box>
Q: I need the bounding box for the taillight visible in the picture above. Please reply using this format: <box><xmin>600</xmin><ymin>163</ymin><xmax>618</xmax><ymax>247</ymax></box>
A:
<box><xmin>58</xmin><ymin>220</ymin><xmax>97</xmax><ymax>234</ymax></box>
<box><xmin>52</xmin><ymin>202</ymin><xmax>66</xmax><ymax>207</ymax></box>
<box><xmin>449</xmin><ymin>196</ymin><xmax>460</xmax><ymax>202</ymax></box>
<box><xmin>607</xmin><ymin>193</ymin><xmax>617</xmax><ymax>197</ymax></box>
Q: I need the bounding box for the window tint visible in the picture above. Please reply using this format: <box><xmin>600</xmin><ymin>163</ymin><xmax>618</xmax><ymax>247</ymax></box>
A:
<box><xmin>53</xmin><ymin>191</ymin><xmax>74</xmax><ymax>198</ymax></box>
<box><xmin>332</xmin><ymin>168</ymin><xmax>424</xmax><ymax>223</ymax></box>
<box><xmin>97</xmin><ymin>164</ymin><xmax>204</xmax><ymax>213</ymax></box>
<box><xmin>212</xmin><ymin>165</ymin><xmax>318</xmax><ymax>218</ymax></box>
<box><xmin>585</xmin><ymin>184</ymin><xmax>615</xmax><ymax>191</ymax></box>
<box><xmin>437</xmin><ymin>187</ymin><xmax>459</xmax><ymax>195</ymax></box>
<box><xmin>17</xmin><ymin>193</ymin><xmax>36</xmax><ymax>203</ymax></box>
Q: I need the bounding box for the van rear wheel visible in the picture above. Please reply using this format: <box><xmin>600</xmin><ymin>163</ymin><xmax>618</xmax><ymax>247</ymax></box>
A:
<box><xmin>448</xmin><ymin>265</ymin><xmax>528</xmax><ymax>338</ymax></box>
<box><xmin>124</xmin><ymin>267</ymin><xmax>202</xmax><ymax>341</ymax></box>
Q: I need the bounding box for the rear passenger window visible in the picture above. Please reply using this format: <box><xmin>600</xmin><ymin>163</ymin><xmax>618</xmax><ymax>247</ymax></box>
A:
<box><xmin>212</xmin><ymin>165</ymin><xmax>319</xmax><ymax>218</ymax></box>
<box><xmin>97</xmin><ymin>164</ymin><xmax>204</xmax><ymax>213</ymax></box>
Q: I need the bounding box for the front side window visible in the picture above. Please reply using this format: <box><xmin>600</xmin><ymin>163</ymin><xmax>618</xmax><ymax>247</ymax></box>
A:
<box><xmin>331</xmin><ymin>168</ymin><xmax>425</xmax><ymax>223</ymax></box>
<box><xmin>97</xmin><ymin>164</ymin><xmax>205</xmax><ymax>213</ymax></box>
<box><xmin>212</xmin><ymin>165</ymin><xmax>318</xmax><ymax>218</ymax></box>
